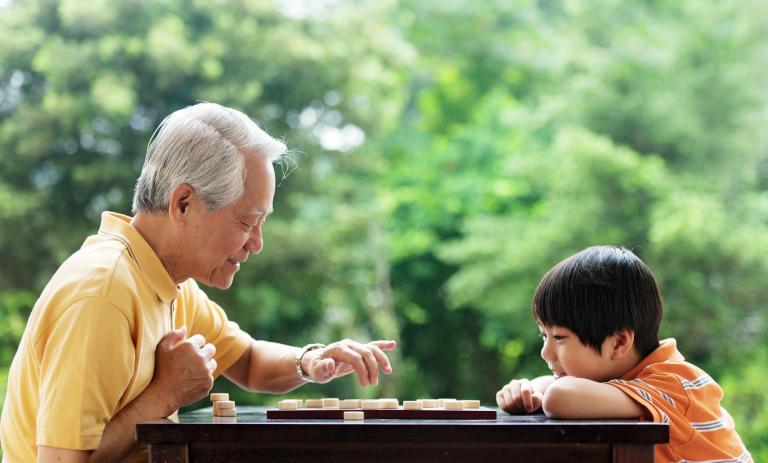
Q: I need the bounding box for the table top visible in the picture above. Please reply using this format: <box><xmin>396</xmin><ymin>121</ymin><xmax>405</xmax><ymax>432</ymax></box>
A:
<box><xmin>136</xmin><ymin>406</ymin><xmax>669</xmax><ymax>445</ymax></box>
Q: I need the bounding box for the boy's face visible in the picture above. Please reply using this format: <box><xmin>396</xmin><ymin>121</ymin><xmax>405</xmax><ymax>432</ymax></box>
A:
<box><xmin>538</xmin><ymin>324</ymin><xmax>618</xmax><ymax>383</ymax></box>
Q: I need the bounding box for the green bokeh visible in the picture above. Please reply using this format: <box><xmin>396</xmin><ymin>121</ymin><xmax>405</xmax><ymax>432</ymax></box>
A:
<box><xmin>1</xmin><ymin>0</ymin><xmax>766</xmax><ymax>456</ymax></box>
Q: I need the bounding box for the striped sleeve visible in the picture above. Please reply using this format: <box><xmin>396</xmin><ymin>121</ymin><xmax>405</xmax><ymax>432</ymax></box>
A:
<box><xmin>608</xmin><ymin>374</ymin><xmax>688</xmax><ymax>442</ymax></box>
<box><xmin>608</xmin><ymin>371</ymin><xmax>752</xmax><ymax>463</ymax></box>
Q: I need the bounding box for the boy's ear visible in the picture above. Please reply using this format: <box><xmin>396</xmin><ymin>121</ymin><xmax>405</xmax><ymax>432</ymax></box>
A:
<box><xmin>608</xmin><ymin>329</ymin><xmax>636</xmax><ymax>360</ymax></box>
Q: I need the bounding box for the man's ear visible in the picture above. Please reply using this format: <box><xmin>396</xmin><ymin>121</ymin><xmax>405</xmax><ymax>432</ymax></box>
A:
<box><xmin>167</xmin><ymin>183</ymin><xmax>196</xmax><ymax>222</ymax></box>
<box><xmin>608</xmin><ymin>329</ymin><xmax>636</xmax><ymax>360</ymax></box>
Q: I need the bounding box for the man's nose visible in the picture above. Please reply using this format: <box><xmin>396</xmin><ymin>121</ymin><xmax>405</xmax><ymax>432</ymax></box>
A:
<box><xmin>245</xmin><ymin>230</ymin><xmax>263</xmax><ymax>254</ymax></box>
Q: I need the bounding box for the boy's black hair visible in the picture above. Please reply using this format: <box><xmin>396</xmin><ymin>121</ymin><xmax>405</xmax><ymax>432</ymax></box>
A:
<box><xmin>532</xmin><ymin>245</ymin><xmax>662</xmax><ymax>358</ymax></box>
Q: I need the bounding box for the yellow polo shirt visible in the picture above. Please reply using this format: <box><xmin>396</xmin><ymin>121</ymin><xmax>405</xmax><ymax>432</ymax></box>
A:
<box><xmin>0</xmin><ymin>212</ymin><xmax>253</xmax><ymax>462</ymax></box>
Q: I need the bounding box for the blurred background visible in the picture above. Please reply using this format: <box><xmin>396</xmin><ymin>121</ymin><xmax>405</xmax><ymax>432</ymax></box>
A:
<box><xmin>1</xmin><ymin>0</ymin><xmax>767</xmax><ymax>458</ymax></box>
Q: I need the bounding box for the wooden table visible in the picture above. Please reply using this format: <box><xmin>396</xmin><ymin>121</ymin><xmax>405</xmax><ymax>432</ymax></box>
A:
<box><xmin>136</xmin><ymin>406</ymin><xmax>668</xmax><ymax>463</ymax></box>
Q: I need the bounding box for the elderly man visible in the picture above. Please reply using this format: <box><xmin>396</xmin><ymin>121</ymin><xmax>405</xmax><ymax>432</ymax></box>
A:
<box><xmin>0</xmin><ymin>102</ymin><xmax>396</xmax><ymax>462</ymax></box>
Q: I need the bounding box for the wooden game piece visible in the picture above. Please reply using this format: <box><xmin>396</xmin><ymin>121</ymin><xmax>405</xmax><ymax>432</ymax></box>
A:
<box><xmin>215</xmin><ymin>407</ymin><xmax>237</xmax><ymax>417</ymax></box>
<box><xmin>213</xmin><ymin>416</ymin><xmax>237</xmax><ymax>423</ymax></box>
<box><xmin>278</xmin><ymin>399</ymin><xmax>300</xmax><ymax>410</ymax></box>
<box><xmin>421</xmin><ymin>399</ymin><xmax>439</xmax><ymax>408</ymax></box>
<box><xmin>343</xmin><ymin>411</ymin><xmax>364</xmax><ymax>420</ymax></box>
<box><xmin>438</xmin><ymin>398</ymin><xmax>456</xmax><ymax>408</ymax></box>
<box><xmin>403</xmin><ymin>400</ymin><xmax>423</xmax><ymax>410</ymax></box>
<box><xmin>361</xmin><ymin>399</ymin><xmax>381</xmax><ymax>410</ymax></box>
<box><xmin>339</xmin><ymin>399</ymin><xmax>360</xmax><ymax>409</ymax></box>
<box><xmin>322</xmin><ymin>398</ymin><xmax>340</xmax><ymax>408</ymax></box>
<box><xmin>210</xmin><ymin>393</ymin><xmax>229</xmax><ymax>402</ymax></box>
<box><xmin>265</xmin><ymin>402</ymin><xmax>497</xmax><ymax>420</ymax></box>
<box><xmin>444</xmin><ymin>400</ymin><xmax>464</xmax><ymax>410</ymax></box>
<box><xmin>462</xmin><ymin>400</ymin><xmax>481</xmax><ymax>409</ymax></box>
<box><xmin>305</xmin><ymin>399</ymin><xmax>324</xmax><ymax>408</ymax></box>
<box><xmin>213</xmin><ymin>400</ymin><xmax>235</xmax><ymax>410</ymax></box>
<box><xmin>379</xmin><ymin>398</ymin><xmax>399</xmax><ymax>409</ymax></box>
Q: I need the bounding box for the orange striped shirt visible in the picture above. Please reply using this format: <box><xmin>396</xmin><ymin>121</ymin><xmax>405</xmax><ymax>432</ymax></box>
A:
<box><xmin>608</xmin><ymin>338</ymin><xmax>751</xmax><ymax>463</ymax></box>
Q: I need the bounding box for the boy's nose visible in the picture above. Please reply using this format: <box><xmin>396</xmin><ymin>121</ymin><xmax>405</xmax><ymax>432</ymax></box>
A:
<box><xmin>540</xmin><ymin>342</ymin><xmax>555</xmax><ymax>362</ymax></box>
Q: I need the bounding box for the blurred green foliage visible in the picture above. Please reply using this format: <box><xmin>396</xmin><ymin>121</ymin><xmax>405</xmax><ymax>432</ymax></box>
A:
<box><xmin>721</xmin><ymin>349</ymin><xmax>768</xmax><ymax>462</ymax></box>
<box><xmin>1</xmin><ymin>0</ymin><xmax>767</xmax><ymax>457</ymax></box>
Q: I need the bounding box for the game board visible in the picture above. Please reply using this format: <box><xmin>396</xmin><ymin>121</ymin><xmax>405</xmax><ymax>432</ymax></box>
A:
<box><xmin>266</xmin><ymin>398</ymin><xmax>497</xmax><ymax>420</ymax></box>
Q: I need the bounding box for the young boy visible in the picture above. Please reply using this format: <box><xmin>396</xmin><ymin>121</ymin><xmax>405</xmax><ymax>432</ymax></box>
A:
<box><xmin>496</xmin><ymin>245</ymin><xmax>751</xmax><ymax>463</ymax></box>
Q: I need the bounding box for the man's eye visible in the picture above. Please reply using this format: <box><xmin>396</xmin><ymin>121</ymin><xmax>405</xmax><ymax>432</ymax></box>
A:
<box><xmin>242</xmin><ymin>217</ymin><xmax>264</xmax><ymax>231</ymax></box>
<box><xmin>552</xmin><ymin>335</ymin><xmax>566</xmax><ymax>341</ymax></box>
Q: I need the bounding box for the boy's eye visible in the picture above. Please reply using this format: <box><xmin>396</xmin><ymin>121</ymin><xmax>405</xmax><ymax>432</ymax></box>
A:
<box><xmin>538</xmin><ymin>333</ymin><xmax>566</xmax><ymax>341</ymax></box>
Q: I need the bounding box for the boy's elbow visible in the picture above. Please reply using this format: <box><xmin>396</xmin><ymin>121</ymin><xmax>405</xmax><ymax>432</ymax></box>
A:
<box><xmin>541</xmin><ymin>380</ymin><xmax>576</xmax><ymax>418</ymax></box>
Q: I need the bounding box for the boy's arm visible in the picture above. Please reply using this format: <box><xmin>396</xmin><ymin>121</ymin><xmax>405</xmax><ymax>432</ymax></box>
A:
<box><xmin>497</xmin><ymin>375</ymin><xmax>555</xmax><ymax>414</ymax></box>
<box><xmin>541</xmin><ymin>376</ymin><xmax>649</xmax><ymax>419</ymax></box>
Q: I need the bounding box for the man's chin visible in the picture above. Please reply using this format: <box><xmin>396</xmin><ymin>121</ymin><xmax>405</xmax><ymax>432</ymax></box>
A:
<box><xmin>214</xmin><ymin>277</ymin><xmax>235</xmax><ymax>289</ymax></box>
<box><xmin>201</xmin><ymin>274</ymin><xmax>235</xmax><ymax>290</ymax></box>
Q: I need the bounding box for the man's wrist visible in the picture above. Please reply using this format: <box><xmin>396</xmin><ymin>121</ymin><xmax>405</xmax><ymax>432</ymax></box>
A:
<box><xmin>295</xmin><ymin>343</ymin><xmax>325</xmax><ymax>382</ymax></box>
<box><xmin>143</xmin><ymin>382</ymin><xmax>181</xmax><ymax>417</ymax></box>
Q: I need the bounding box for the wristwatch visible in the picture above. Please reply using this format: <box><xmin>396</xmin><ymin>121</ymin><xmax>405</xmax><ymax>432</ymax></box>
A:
<box><xmin>295</xmin><ymin>343</ymin><xmax>325</xmax><ymax>382</ymax></box>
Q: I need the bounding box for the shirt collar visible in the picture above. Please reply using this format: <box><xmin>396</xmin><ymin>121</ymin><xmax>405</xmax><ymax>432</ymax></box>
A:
<box><xmin>621</xmin><ymin>338</ymin><xmax>684</xmax><ymax>380</ymax></box>
<box><xmin>97</xmin><ymin>211</ymin><xmax>179</xmax><ymax>303</ymax></box>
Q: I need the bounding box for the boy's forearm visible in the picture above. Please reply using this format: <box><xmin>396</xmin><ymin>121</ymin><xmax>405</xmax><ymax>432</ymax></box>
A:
<box><xmin>541</xmin><ymin>376</ymin><xmax>647</xmax><ymax>419</ymax></box>
<box><xmin>530</xmin><ymin>375</ymin><xmax>555</xmax><ymax>394</ymax></box>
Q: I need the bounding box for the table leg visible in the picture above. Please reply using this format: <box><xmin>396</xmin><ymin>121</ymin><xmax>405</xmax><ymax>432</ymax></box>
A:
<box><xmin>149</xmin><ymin>443</ymin><xmax>189</xmax><ymax>463</ymax></box>
<box><xmin>613</xmin><ymin>444</ymin><xmax>654</xmax><ymax>463</ymax></box>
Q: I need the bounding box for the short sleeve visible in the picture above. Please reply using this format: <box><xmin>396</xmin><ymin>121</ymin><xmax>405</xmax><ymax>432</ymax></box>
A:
<box><xmin>37</xmin><ymin>298</ymin><xmax>134</xmax><ymax>450</ymax></box>
<box><xmin>608</xmin><ymin>373</ymin><xmax>693</xmax><ymax>445</ymax></box>
<box><xmin>176</xmin><ymin>279</ymin><xmax>253</xmax><ymax>377</ymax></box>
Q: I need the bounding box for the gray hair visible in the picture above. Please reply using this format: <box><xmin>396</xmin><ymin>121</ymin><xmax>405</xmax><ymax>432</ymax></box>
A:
<box><xmin>132</xmin><ymin>102</ymin><xmax>287</xmax><ymax>213</ymax></box>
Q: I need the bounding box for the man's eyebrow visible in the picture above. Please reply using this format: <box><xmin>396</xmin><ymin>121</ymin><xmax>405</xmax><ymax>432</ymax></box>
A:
<box><xmin>245</xmin><ymin>208</ymin><xmax>272</xmax><ymax>218</ymax></box>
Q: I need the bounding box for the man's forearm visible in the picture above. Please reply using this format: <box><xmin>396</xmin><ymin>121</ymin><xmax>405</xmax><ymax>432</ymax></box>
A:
<box><xmin>88</xmin><ymin>384</ymin><xmax>177</xmax><ymax>462</ymax></box>
<box><xmin>39</xmin><ymin>385</ymin><xmax>177</xmax><ymax>463</ymax></box>
<box><xmin>225</xmin><ymin>338</ymin><xmax>396</xmax><ymax>393</ymax></box>
<box><xmin>244</xmin><ymin>340</ymin><xmax>306</xmax><ymax>393</ymax></box>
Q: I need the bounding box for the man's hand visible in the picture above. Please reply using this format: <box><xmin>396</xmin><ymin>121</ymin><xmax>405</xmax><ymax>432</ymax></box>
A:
<box><xmin>301</xmin><ymin>339</ymin><xmax>396</xmax><ymax>387</ymax></box>
<box><xmin>496</xmin><ymin>377</ymin><xmax>552</xmax><ymax>414</ymax></box>
<box><xmin>39</xmin><ymin>328</ymin><xmax>218</xmax><ymax>463</ymax></box>
<box><xmin>148</xmin><ymin>327</ymin><xmax>217</xmax><ymax>410</ymax></box>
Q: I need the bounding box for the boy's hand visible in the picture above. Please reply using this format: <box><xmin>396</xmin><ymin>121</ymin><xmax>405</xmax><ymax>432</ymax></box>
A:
<box><xmin>496</xmin><ymin>379</ymin><xmax>544</xmax><ymax>414</ymax></box>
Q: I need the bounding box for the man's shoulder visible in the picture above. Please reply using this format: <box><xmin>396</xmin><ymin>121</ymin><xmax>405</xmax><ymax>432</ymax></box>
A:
<box><xmin>47</xmin><ymin>235</ymin><xmax>146</xmax><ymax>304</ymax></box>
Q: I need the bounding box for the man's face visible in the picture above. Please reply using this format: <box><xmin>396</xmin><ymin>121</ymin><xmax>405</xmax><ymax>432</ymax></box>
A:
<box><xmin>538</xmin><ymin>324</ymin><xmax>616</xmax><ymax>383</ymax></box>
<box><xmin>185</xmin><ymin>152</ymin><xmax>275</xmax><ymax>289</ymax></box>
